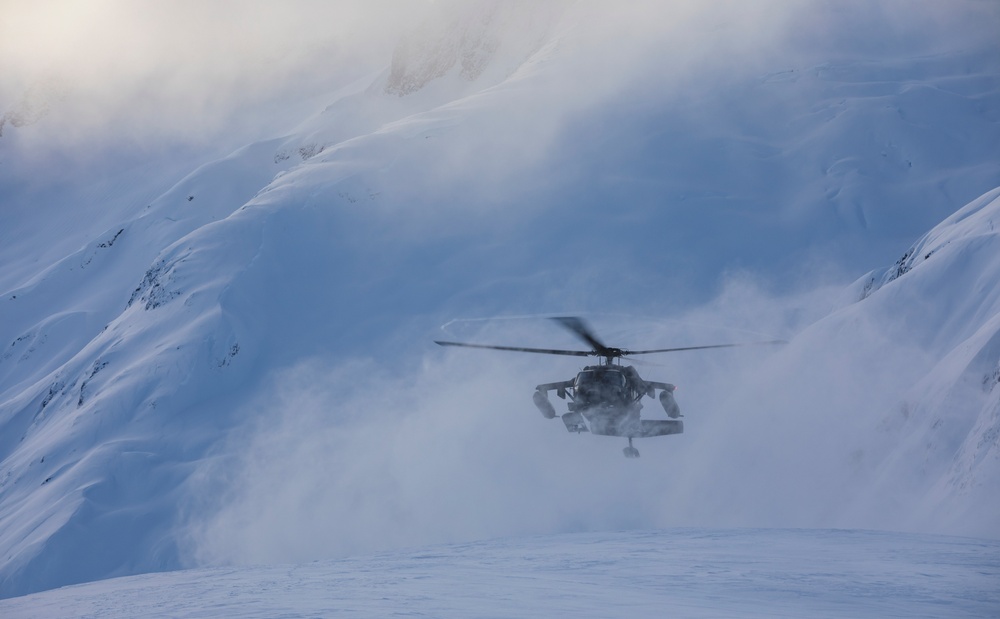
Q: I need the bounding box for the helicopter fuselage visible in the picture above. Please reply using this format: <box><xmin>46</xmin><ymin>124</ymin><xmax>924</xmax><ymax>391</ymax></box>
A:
<box><xmin>534</xmin><ymin>363</ymin><xmax>682</xmax><ymax>439</ymax></box>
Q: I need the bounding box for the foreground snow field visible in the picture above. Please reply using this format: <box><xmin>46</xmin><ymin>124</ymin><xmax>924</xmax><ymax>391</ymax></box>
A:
<box><xmin>1</xmin><ymin>529</ymin><xmax>997</xmax><ymax>618</ymax></box>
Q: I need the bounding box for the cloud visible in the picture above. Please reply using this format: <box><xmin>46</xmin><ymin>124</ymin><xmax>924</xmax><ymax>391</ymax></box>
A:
<box><xmin>0</xmin><ymin>0</ymin><xmax>426</xmax><ymax>147</ymax></box>
<box><xmin>182</xmin><ymin>274</ymin><xmax>940</xmax><ymax>567</ymax></box>
<box><xmin>4</xmin><ymin>0</ymin><xmax>993</xmax><ymax>155</ymax></box>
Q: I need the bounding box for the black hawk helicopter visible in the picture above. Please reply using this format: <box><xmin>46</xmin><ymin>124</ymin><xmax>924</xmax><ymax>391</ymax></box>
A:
<box><xmin>436</xmin><ymin>316</ymin><xmax>783</xmax><ymax>458</ymax></box>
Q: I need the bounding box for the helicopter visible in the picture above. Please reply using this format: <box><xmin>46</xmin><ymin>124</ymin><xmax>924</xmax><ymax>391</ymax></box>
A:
<box><xmin>436</xmin><ymin>316</ymin><xmax>784</xmax><ymax>458</ymax></box>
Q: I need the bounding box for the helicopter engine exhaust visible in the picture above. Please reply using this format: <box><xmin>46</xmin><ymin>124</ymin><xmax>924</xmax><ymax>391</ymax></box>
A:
<box><xmin>533</xmin><ymin>389</ymin><xmax>557</xmax><ymax>419</ymax></box>
<box><xmin>659</xmin><ymin>388</ymin><xmax>681</xmax><ymax>419</ymax></box>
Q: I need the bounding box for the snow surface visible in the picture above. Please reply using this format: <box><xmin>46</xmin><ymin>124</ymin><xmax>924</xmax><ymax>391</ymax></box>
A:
<box><xmin>1</xmin><ymin>0</ymin><xmax>1000</xmax><ymax>603</ymax></box>
<box><xmin>1</xmin><ymin>529</ymin><xmax>997</xmax><ymax>619</ymax></box>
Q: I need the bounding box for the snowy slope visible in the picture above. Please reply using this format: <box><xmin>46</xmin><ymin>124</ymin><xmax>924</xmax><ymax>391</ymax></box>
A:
<box><xmin>666</xmin><ymin>187</ymin><xmax>1000</xmax><ymax>540</ymax></box>
<box><xmin>1</xmin><ymin>0</ymin><xmax>999</xmax><ymax>599</ymax></box>
<box><xmin>1</xmin><ymin>529</ymin><xmax>998</xmax><ymax>619</ymax></box>
<box><xmin>845</xmin><ymin>188</ymin><xmax>1000</xmax><ymax>535</ymax></box>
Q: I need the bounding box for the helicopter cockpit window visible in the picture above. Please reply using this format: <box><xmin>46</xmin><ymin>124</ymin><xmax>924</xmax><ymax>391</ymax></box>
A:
<box><xmin>576</xmin><ymin>370</ymin><xmax>626</xmax><ymax>390</ymax></box>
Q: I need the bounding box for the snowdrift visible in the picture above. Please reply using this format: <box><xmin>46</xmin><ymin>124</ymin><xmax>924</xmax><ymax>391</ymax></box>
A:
<box><xmin>2</xmin><ymin>529</ymin><xmax>997</xmax><ymax>618</ymax></box>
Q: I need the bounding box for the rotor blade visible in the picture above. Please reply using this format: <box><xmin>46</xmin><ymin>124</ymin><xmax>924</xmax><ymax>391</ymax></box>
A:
<box><xmin>621</xmin><ymin>356</ymin><xmax>664</xmax><ymax>367</ymax></box>
<box><xmin>435</xmin><ymin>341</ymin><xmax>592</xmax><ymax>356</ymax></box>
<box><xmin>626</xmin><ymin>340</ymin><xmax>787</xmax><ymax>355</ymax></box>
<box><xmin>550</xmin><ymin>316</ymin><xmax>608</xmax><ymax>353</ymax></box>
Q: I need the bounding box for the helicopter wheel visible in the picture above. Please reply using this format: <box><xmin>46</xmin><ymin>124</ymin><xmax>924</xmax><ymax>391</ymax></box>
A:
<box><xmin>623</xmin><ymin>437</ymin><xmax>640</xmax><ymax>459</ymax></box>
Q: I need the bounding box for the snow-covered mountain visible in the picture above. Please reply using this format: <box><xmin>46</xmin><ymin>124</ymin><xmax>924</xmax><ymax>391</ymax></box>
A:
<box><xmin>1</xmin><ymin>0</ymin><xmax>999</xmax><ymax>600</ymax></box>
<box><xmin>846</xmin><ymin>188</ymin><xmax>1000</xmax><ymax>533</ymax></box>
<box><xmin>672</xmin><ymin>187</ymin><xmax>1000</xmax><ymax>539</ymax></box>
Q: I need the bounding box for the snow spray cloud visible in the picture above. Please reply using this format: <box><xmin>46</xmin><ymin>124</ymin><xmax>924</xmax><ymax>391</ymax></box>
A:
<box><xmin>182</xmin><ymin>272</ymin><xmax>946</xmax><ymax>568</ymax></box>
<box><xmin>183</xmin><ymin>350</ymin><xmax>664</xmax><ymax>566</ymax></box>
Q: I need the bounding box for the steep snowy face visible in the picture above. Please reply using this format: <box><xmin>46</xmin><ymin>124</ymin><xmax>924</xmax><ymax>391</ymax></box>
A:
<box><xmin>840</xmin><ymin>188</ymin><xmax>1000</xmax><ymax>536</ymax></box>
<box><xmin>858</xmin><ymin>189</ymin><xmax>1000</xmax><ymax>305</ymax></box>
<box><xmin>1</xmin><ymin>0</ymin><xmax>999</xmax><ymax>600</ymax></box>
<box><xmin>687</xmin><ymin>187</ymin><xmax>1000</xmax><ymax>539</ymax></box>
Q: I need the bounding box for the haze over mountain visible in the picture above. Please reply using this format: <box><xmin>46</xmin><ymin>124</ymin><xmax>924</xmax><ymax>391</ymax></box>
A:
<box><xmin>1</xmin><ymin>0</ymin><xmax>999</xmax><ymax>603</ymax></box>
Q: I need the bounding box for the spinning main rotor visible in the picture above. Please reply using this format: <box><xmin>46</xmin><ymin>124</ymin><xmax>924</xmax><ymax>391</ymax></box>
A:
<box><xmin>436</xmin><ymin>316</ymin><xmax>784</xmax><ymax>365</ymax></box>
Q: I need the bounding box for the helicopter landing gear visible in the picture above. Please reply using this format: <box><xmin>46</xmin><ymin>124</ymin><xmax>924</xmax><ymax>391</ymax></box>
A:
<box><xmin>623</xmin><ymin>437</ymin><xmax>640</xmax><ymax>459</ymax></box>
